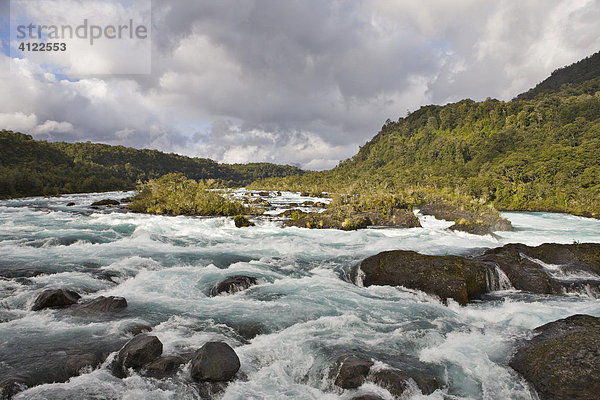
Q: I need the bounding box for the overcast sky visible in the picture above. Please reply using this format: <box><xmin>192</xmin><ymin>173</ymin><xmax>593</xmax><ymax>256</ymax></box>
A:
<box><xmin>1</xmin><ymin>0</ymin><xmax>600</xmax><ymax>170</ymax></box>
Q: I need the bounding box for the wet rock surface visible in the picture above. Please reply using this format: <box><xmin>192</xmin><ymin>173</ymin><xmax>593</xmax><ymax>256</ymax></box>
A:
<box><xmin>478</xmin><ymin>243</ymin><xmax>600</xmax><ymax>296</ymax></box>
<box><xmin>333</xmin><ymin>356</ymin><xmax>374</xmax><ymax>389</ymax></box>
<box><xmin>31</xmin><ymin>289</ymin><xmax>81</xmax><ymax>311</ymax></box>
<box><xmin>142</xmin><ymin>356</ymin><xmax>186</xmax><ymax>379</ymax></box>
<box><xmin>510</xmin><ymin>314</ymin><xmax>600</xmax><ymax>400</ymax></box>
<box><xmin>190</xmin><ymin>342</ymin><xmax>241</xmax><ymax>382</ymax></box>
<box><xmin>210</xmin><ymin>275</ymin><xmax>258</xmax><ymax>296</ymax></box>
<box><xmin>359</xmin><ymin>250</ymin><xmax>488</xmax><ymax>305</ymax></box>
<box><xmin>111</xmin><ymin>334</ymin><xmax>163</xmax><ymax>378</ymax></box>
<box><xmin>73</xmin><ymin>296</ymin><xmax>128</xmax><ymax>313</ymax></box>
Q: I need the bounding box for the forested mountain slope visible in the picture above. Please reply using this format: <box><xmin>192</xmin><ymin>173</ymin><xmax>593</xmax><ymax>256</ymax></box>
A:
<box><xmin>0</xmin><ymin>131</ymin><xmax>303</xmax><ymax>198</ymax></box>
<box><xmin>251</xmin><ymin>55</ymin><xmax>600</xmax><ymax>218</ymax></box>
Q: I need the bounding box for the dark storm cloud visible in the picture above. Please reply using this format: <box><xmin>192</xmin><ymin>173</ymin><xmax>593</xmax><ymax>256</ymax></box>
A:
<box><xmin>1</xmin><ymin>0</ymin><xmax>599</xmax><ymax>169</ymax></box>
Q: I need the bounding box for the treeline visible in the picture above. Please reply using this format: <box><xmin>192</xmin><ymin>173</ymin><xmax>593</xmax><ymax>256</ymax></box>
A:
<box><xmin>517</xmin><ymin>50</ymin><xmax>600</xmax><ymax>100</ymax></box>
<box><xmin>250</xmin><ymin>72</ymin><xmax>600</xmax><ymax>218</ymax></box>
<box><xmin>0</xmin><ymin>131</ymin><xmax>303</xmax><ymax>199</ymax></box>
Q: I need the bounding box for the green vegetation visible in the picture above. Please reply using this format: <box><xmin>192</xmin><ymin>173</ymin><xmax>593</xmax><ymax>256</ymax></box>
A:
<box><xmin>127</xmin><ymin>173</ymin><xmax>262</xmax><ymax>216</ymax></box>
<box><xmin>517</xmin><ymin>51</ymin><xmax>600</xmax><ymax>100</ymax></box>
<box><xmin>285</xmin><ymin>192</ymin><xmax>422</xmax><ymax>230</ymax></box>
<box><xmin>251</xmin><ymin>70</ymin><xmax>600</xmax><ymax>219</ymax></box>
<box><xmin>0</xmin><ymin>130</ymin><xmax>303</xmax><ymax>199</ymax></box>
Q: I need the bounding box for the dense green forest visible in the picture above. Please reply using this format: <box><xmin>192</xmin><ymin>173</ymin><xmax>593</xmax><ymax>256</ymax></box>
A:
<box><xmin>0</xmin><ymin>131</ymin><xmax>303</xmax><ymax>199</ymax></box>
<box><xmin>517</xmin><ymin>51</ymin><xmax>600</xmax><ymax>100</ymax></box>
<box><xmin>251</xmin><ymin>56</ymin><xmax>600</xmax><ymax>218</ymax></box>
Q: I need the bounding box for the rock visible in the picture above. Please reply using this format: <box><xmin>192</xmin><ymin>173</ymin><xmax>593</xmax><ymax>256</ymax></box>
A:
<box><xmin>120</xmin><ymin>197</ymin><xmax>134</xmax><ymax>203</ymax></box>
<box><xmin>0</xmin><ymin>378</ymin><xmax>27</xmax><ymax>400</ymax></box>
<box><xmin>477</xmin><ymin>243</ymin><xmax>600</xmax><ymax>296</ymax></box>
<box><xmin>360</xmin><ymin>250</ymin><xmax>488</xmax><ymax>305</ymax></box>
<box><xmin>31</xmin><ymin>289</ymin><xmax>81</xmax><ymax>311</ymax></box>
<box><xmin>190</xmin><ymin>342</ymin><xmax>241</xmax><ymax>382</ymax></box>
<box><xmin>510</xmin><ymin>314</ymin><xmax>600</xmax><ymax>400</ymax></box>
<box><xmin>233</xmin><ymin>215</ymin><xmax>255</xmax><ymax>228</ymax></box>
<box><xmin>66</xmin><ymin>202</ymin><xmax>76</xmax><ymax>207</ymax></box>
<box><xmin>257</xmin><ymin>191</ymin><xmax>270</xmax><ymax>196</ymax></box>
<box><xmin>277</xmin><ymin>209</ymin><xmax>307</xmax><ymax>219</ymax></box>
<box><xmin>370</xmin><ymin>368</ymin><xmax>411</xmax><ymax>397</ymax></box>
<box><xmin>334</xmin><ymin>356</ymin><xmax>374</xmax><ymax>389</ymax></box>
<box><xmin>210</xmin><ymin>275</ymin><xmax>258</xmax><ymax>296</ymax></box>
<box><xmin>91</xmin><ymin>199</ymin><xmax>120</xmax><ymax>207</ymax></box>
<box><xmin>349</xmin><ymin>395</ymin><xmax>385</xmax><ymax>400</ymax></box>
<box><xmin>73</xmin><ymin>296</ymin><xmax>127</xmax><ymax>313</ymax></box>
<box><xmin>64</xmin><ymin>353</ymin><xmax>101</xmax><ymax>377</ymax></box>
<box><xmin>111</xmin><ymin>334</ymin><xmax>163</xmax><ymax>378</ymax></box>
<box><xmin>142</xmin><ymin>355</ymin><xmax>185</xmax><ymax>379</ymax></box>
<box><xmin>285</xmin><ymin>208</ymin><xmax>421</xmax><ymax>231</ymax></box>
<box><xmin>420</xmin><ymin>202</ymin><xmax>512</xmax><ymax>235</ymax></box>
<box><xmin>122</xmin><ymin>323</ymin><xmax>153</xmax><ymax>336</ymax></box>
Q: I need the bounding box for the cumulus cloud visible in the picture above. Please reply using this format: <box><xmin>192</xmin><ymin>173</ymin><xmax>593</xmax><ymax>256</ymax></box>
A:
<box><xmin>1</xmin><ymin>1</ymin><xmax>599</xmax><ymax>169</ymax></box>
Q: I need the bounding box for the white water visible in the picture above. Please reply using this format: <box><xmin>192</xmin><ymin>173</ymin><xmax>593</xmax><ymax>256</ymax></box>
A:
<box><xmin>1</xmin><ymin>191</ymin><xmax>599</xmax><ymax>399</ymax></box>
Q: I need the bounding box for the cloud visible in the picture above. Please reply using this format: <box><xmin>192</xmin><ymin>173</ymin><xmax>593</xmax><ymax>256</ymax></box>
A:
<box><xmin>0</xmin><ymin>112</ymin><xmax>37</xmax><ymax>131</ymax></box>
<box><xmin>1</xmin><ymin>1</ymin><xmax>599</xmax><ymax>170</ymax></box>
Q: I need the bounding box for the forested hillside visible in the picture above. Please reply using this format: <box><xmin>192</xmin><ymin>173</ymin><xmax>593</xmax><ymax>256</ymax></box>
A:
<box><xmin>0</xmin><ymin>131</ymin><xmax>303</xmax><ymax>198</ymax></box>
<box><xmin>517</xmin><ymin>51</ymin><xmax>600</xmax><ymax>100</ymax></box>
<box><xmin>251</xmin><ymin>58</ymin><xmax>600</xmax><ymax>218</ymax></box>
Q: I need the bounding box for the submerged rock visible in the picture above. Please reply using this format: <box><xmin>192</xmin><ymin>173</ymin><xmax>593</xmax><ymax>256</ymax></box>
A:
<box><xmin>477</xmin><ymin>243</ymin><xmax>600</xmax><ymax>296</ymax></box>
<box><xmin>31</xmin><ymin>289</ymin><xmax>81</xmax><ymax>311</ymax></box>
<box><xmin>64</xmin><ymin>353</ymin><xmax>102</xmax><ymax>377</ymax></box>
<box><xmin>66</xmin><ymin>202</ymin><xmax>76</xmax><ymax>207</ymax></box>
<box><xmin>233</xmin><ymin>215</ymin><xmax>255</xmax><ymax>228</ymax></box>
<box><xmin>510</xmin><ymin>314</ymin><xmax>600</xmax><ymax>400</ymax></box>
<box><xmin>370</xmin><ymin>368</ymin><xmax>411</xmax><ymax>397</ymax></box>
<box><xmin>73</xmin><ymin>296</ymin><xmax>128</xmax><ymax>313</ymax></box>
<box><xmin>0</xmin><ymin>378</ymin><xmax>27</xmax><ymax>400</ymax></box>
<box><xmin>334</xmin><ymin>356</ymin><xmax>374</xmax><ymax>389</ymax></box>
<box><xmin>190</xmin><ymin>342</ymin><xmax>241</xmax><ymax>382</ymax></box>
<box><xmin>210</xmin><ymin>275</ymin><xmax>258</xmax><ymax>296</ymax></box>
<box><xmin>91</xmin><ymin>199</ymin><xmax>120</xmax><ymax>207</ymax></box>
<box><xmin>359</xmin><ymin>250</ymin><xmax>488</xmax><ymax>305</ymax></box>
<box><xmin>142</xmin><ymin>355</ymin><xmax>185</xmax><ymax>379</ymax></box>
<box><xmin>349</xmin><ymin>395</ymin><xmax>385</xmax><ymax>400</ymax></box>
<box><xmin>111</xmin><ymin>334</ymin><xmax>163</xmax><ymax>378</ymax></box>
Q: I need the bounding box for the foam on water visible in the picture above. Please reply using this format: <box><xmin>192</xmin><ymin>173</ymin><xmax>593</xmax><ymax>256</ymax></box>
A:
<box><xmin>1</xmin><ymin>192</ymin><xmax>600</xmax><ymax>399</ymax></box>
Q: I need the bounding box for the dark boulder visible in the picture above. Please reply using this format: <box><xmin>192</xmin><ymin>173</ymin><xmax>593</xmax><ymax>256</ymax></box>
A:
<box><xmin>510</xmin><ymin>314</ymin><xmax>600</xmax><ymax>400</ymax></box>
<box><xmin>370</xmin><ymin>368</ymin><xmax>411</xmax><ymax>397</ymax></box>
<box><xmin>31</xmin><ymin>289</ymin><xmax>81</xmax><ymax>311</ymax></box>
<box><xmin>233</xmin><ymin>215</ymin><xmax>255</xmax><ymax>228</ymax></box>
<box><xmin>477</xmin><ymin>243</ymin><xmax>600</xmax><ymax>296</ymax></box>
<box><xmin>122</xmin><ymin>323</ymin><xmax>153</xmax><ymax>336</ymax></box>
<box><xmin>349</xmin><ymin>395</ymin><xmax>385</xmax><ymax>400</ymax></box>
<box><xmin>359</xmin><ymin>251</ymin><xmax>488</xmax><ymax>305</ymax></box>
<box><xmin>0</xmin><ymin>378</ymin><xmax>27</xmax><ymax>400</ymax></box>
<box><xmin>73</xmin><ymin>296</ymin><xmax>127</xmax><ymax>313</ymax></box>
<box><xmin>66</xmin><ymin>202</ymin><xmax>76</xmax><ymax>207</ymax></box>
<box><xmin>190</xmin><ymin>342</ymin><xmax>241</xmax><ymax>382</ymax></box>
<box><xmin>210</xmin><ymin>275</ymin><xmax>258</xmax><ymax>296</ymax></box>
<box><xmin>111</xmin><ymin>334</ymin><xmax>163</xmax><ymax>378</ymax></box>
<box><xmin>64</xmin><ymin>353</ymin><xmax>102</xmax><ymax>377</ymax></box>
<box><xmin>91</xmin><ymin>199</ymin><xmax>120</xmax><ymax>207</ymax></box>
<box><xmin>334</xmin><ymin>356</ymin><xmax>374</xmax><ymax>389</ymax></box>
<box><xmin>141</xmin><ymin>356</ymin><xmax>185</xmax><ymax>379</ymax></box>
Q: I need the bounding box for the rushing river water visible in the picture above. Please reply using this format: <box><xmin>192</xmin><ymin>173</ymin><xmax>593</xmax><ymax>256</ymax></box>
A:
<box><xmin>1</xmin><ymin>191</ymin><xmax>599</xmax><ymax>399</ymax></box>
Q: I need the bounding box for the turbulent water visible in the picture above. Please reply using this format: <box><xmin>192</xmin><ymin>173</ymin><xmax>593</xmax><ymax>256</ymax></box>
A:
<box><xmin>1</xmin><ymin>191</ymin><xmax>599</xmax><ymax>399</ymax></box>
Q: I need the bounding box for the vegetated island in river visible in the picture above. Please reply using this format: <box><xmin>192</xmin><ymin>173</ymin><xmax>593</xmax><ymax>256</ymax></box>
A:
<box><xmin>122</xmin><ymin>51</ymin><xmax>600</xmax><ymax>235</ymax></box>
